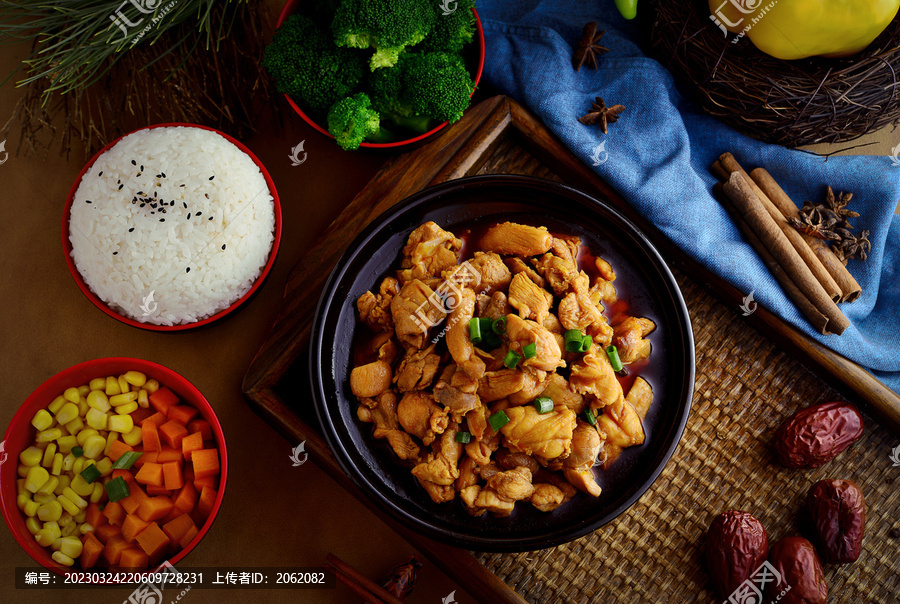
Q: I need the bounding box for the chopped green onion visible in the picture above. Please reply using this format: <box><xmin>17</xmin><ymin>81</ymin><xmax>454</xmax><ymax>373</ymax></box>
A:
<box><xmin>481</xmin><ymin>331</ymin><xmax>503</xmax><ymax>350</ymax></box>
<box><xmin>606</xmin><ymin>345</ymin><xmax>624</xmax><ymax>372</ymax></box>
<box><xmin>522</xmin><ymin>342</ymin><xmax>537</xmax><ymax>359</ymax></box>
<box><xmin>491</xmin><ymin>316</ymin><xmax>507</xmax><ymax>335</ymax></box>
<box><xmin>104</xmin><ymin>476</ymin><xmax>131</xmax><ymax>503</ymax></box>
<box><xmin>583</xmin><ymin>408</ymin><xmax>597</xmax><ymax>426</ymax></box>
<box><xmin>455</xmin><ymin>431</ymin><xmax>472</xmax><ymax>444</ymax></box>
<box><xmin>489</xmin><ymin>410</ymin><xmax>510</xmax><ymax>432</ymax></box>
<box><xmin>503</xmin><ymin>350</ymin><xmax>522</xmax><ymax>369</ymax></box>
<box><xmin>564</xmin><ymin>329</ymin><xmax>585</xmax><ymax>352</ymax></box>
<box><xmin>111</xmin><ymin>451</ymin><xmax>142</xmax><ymax>470</ymax></box>
<box><xmin>533</xmin><ymin>397</ymin><xmax>553</xmax><ymax>414</ymax></box>
<box><xmin>468</xmin><ymin>317</ymin><xmax>482</xmax><ymax>343</ymax></box>
<box><xmin>79</xmin><ymin>463</ymin><xmax>101</xmax><ymax>484</ymax></box>
<box><xmin>71</xmin><ymin>446</ymin><xmax>83</xmax><ymax>458</ymax></box>
<box><xmin>581</xmin><ymin>335</ymin><xmax>592</xmax><ymax>352</ymax></box>
<box><xmin>479</xmin><ymin>317</ymin><xmax>493</xmax><ymax>333</ymax></box>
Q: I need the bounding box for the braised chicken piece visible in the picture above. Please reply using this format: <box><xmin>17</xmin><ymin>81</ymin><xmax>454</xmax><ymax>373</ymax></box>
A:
<box><xmin>394</xmin><ymin>345</ymin><xmax>441</xmax><ymax>392</ymax></box>
<box><xmin>480</xmin><ymin>222</ymin><xmax>553</xmax><ymax>257</ymax></box>
<box><xmin>508</xmin><ymin>272</ymin><xmax>553</xmax><ymax>323</ymax></box>
<box><xmin>351</xmin><ymin>220</ymin><xmax>657</xmax><ymax>516</ymax></box>
<box><xmin>391</xmin><ymin>279</ymin><xmax>447</xmax><ymax>349</ymax></box>
<box><xmin>398</xmin><ymin>221</ymin><xmax>463</xmax><ymax>283</ymax></box>
<box><xmin>612</xmin><ymin>316</ymin><xmax>656</xmax><ymax>364</ymax></box>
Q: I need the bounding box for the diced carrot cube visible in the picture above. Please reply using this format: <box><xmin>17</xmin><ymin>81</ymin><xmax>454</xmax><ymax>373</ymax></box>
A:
<box><xmin>135</xmin><ymin>522</ymin><xmax>169</xmax><ymax>559</ymax></box>
<box><xmin>181</xmin><ymin>432</ymin><xmax>203</xmax><ymax>461</ymax></box>
<box><xmin>134</xmin><ymin>451</ymin><xmax>158</xmax><ymax>468</ymax></box>
<box><xmin>191</xmin><ymin>449</ymin><xmax>219</xmax><ymax>479</ymax></box>
<box><xmin>193</xmin><ymin>474</ymin><xmax>216</xmax><ymax>490</ymax></box>
<box><xmin>142</xmin><ymin>423</ymin><xmax>161</xmax><ymax>452</ymax></box>
<box><xmin>159</xmin><ymin>420</ymin><xmax>189</xmax><ymax>449</ymax></box>
<box><xmin>163</xmin><ymin>462</ymin><xmax>184</xmax><ymax>491</ymax></box>
<box><xmin>186</xmin><ymin>419</ymin><xmax>212</xmax><ymax>440</ymax></box>
<box><xmin>130</xmin><ymin>407</ymin><xmax>154</xmax><ymax>426</ymax></box>
<box><xmin>196</xmin><ymin>486</ymin><xmax>217</xmax><ymax>521</ymax></box>
<box><xmin>141</xmin><ymin>412</ymin><xmax>167</xmax><ymax>427</ymax></box>
<box><xmin>81</xmin><ymin>533</ymin><xmax>104</xmax><ymax>569</ymax></box>
<box><xmin>118</xmin><ymin>547</ymin><xmax>148</xmax><ymax>569</ymax></box>
<box><xmin>157</xmin><ymin>447</ymin><xmax>182</xmax><ymax>463</ymax></box>
<box><xmin>146</xmin><ymin>485</ymin><xmax>170</xmax><ymax>496</ymax></box>
<box><xmin>173</xmin><ymin>482</ymin><xmax>197</xmax><ymax>514</ymax></box>
<box><xmin>103</xmin><ymin>501</ymin><xmax>126</xmax><ymax>526</ymax></box>
<box><xmin>137</xmin><ymin>496</ymin><xmax>174</xmax><ymax>523</ymax></box>
<box><xmin>85</xmin><ymin>502</ymin><xmax>107</xmax><ymax>529</ymax></box>
<box><xmin>107</xmin><ymin>440</ymin><xmax>134</xmax><ymax>463</ymax></box>
<box><xmin>179</xmin><ymin>525</ymin><xmax>199</xmax><ymax>550</ymax></box>
<box><xmin>111</xmin><ymin>469</ymin><xmax>135</xmax><ymax>483</ymax></box>
<box><xmin>149</xmin><ymin>387</ymin><xmax>179</xmax><ymax>415</ymax></box>
<box><xmin>162</xmin><ymin>513</ymin><xmax>195</xmax><ymax>546</ymax></box>
<box><xmin>103</xmin><ymin>534</ymin><xmax>129</xmax><ymax>565</ymax></box>
<box><xmin>94</xmin><ymin>523</ymin><xmax>121</xmax><ymax>544</ymax></box>
<box><xmin>121</xmin><ymin>513</ymin><xmax>150</xmax><ymax>543</ymax></box>
<box><xmin>120</xmin><ymin>484</ymin><xmax>150</xmax><ymax>515</ymax></box>
<box><xmin>134</xmin><ymin>462</ymin><xmax>164</xmax><ymax>487</ymax></box>
<box><xmin>167</xmin><ymin>405</ymin><xmax>199</xmax><ymax>424</ymax></box>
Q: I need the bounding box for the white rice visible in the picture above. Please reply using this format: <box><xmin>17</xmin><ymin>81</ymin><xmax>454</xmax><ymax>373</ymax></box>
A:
<box><xmin>69</xmin><ymin>126</ymin><xmax>276</xmax><ymax>326</ymax></box>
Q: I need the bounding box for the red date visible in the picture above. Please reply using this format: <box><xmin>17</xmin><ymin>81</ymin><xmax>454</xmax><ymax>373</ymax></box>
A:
<box><xmin>705</xmin><ymin>510</ymin><xmax>769</xmax><ymax>599</ymax></box>
<box><xmin>805</xmin><ymin>479</ymin><xmax>865</xmax><ymax>563</ymax></box>
<box><xmin>773</xmin><ymin>401</ymin><xmax>863</xmax><ymax>468</ymax></box>
<box><xmin>767</xmin><ymin>536</ymin><xmax>827</xmax><ymax>604</ymax></box>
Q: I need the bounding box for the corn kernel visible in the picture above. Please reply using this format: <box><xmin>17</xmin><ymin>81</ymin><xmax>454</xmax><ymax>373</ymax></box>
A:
<box><xmin>35</xmin><ymin>528</ymin><xmax>55</xmax><ymax>547</ymax></box>
<box><xmin>55</xmin><ymin>402</ymin><xmax>78</xmax><ymax>425</ymax></box>
<box><xmin>74</xmin><ymin>511</ymin><xmax>86</xmax><ymax>523</ymax></box>
<box><xmin>123</xmin><ymin>370</ymin><xmax>147</xmax><ymax>387</ymax></box>
<box><xmin>122</xmin><ymin>426</ymin><xmax>143</xmax><ymax>447</ymax></box>
<box><xmin>52</xmin><ymin>551</ymin><xmax>75</xmax><ymax>566</ymax></box>
<box><xmin>63</xmin><ymin>388</ymin><xmax>80</xmax><ymax>404</ymax></box>
<box><xmin>16</xmin><ymin>478</ymin><xmax>26</xmax><ymax>495</ymax></box>
<box><xmin>105</xmin><ymin>376</ymin><xmax>121</xmax><ymax>396</ymax></box>
<box><xmin>57</xmin><ymin>495</ymin><xmax>79</xmax><ymax>516</ymax></box>
<box><xmin>55</xmin><ymin>475</ymin><xmax>70</xmax><ymax>494</ymax></box>
<box><xmin>70</xmin><ymin>475</ymin><xmax>94</xmax><ymax>497</ymax></box>
<box><xmin>76</xmin><ymin>428</ymin><xmax>99</xmax><ymax>446</ymax></box>
<box><xmin>90</xmin><ymin>482</ymin><xmax>105</xmax><ymax>503</ymax></box>
<box><xmin>51</xmin><ymin>453</ymin><xmax>63</xmax><ymax>476</ymax></box>
<box><xmin>37</xmin><ymin>500</ymin><xmax>63</xmax><ymax>522</ymax></box>
<box><xmin>104</xmin><ymin>432</ymin><xmax>118</xmax><ymax>456</ymax></box>
<box><xmin>17</xmin><ymin>464</ymin><xmax>29</xmax><ymax>478</ymax></box>
<box><xmin>58</xmin><ymin>512</ymin><xmax>74</xmax><ymax>526</ymax></box>
<box><xmin>48</xmin><ymin>395</ymin><xmax>66</xmax><ymax>414</ymax></box>
<box><xmin>89</xmin><ymin>377</ymin><xmax>106</xmax><ymax>391</ymax></box>
<box><xmin>59</xmin><ymin>536</ymin><xmax>83</xmax><ymax>558</ymax></box>
<box><xmin>116</xmin><ymin>401</ymin><xmax>139</xmax><ymax>415</ymax></box>
<box><xmin>137</xmin><ymin>389</ymin><xmax>149</xmax><ymax>408</ymax></box>
<box><xmin>85</xmin><ymin>408</ymin><xmax>108</xmax><ymax>431</ymax></box>
<box><xmin>78</xmin><ymin>523</ymin><xmax>94</xmax><ymax>535</ymax></box>
<box><xmin>41</xmin><ymin>443</ymin><xmax>57</xmax><ymax>468</ymax></box>
<box><xmin>81</xmin><ymin>435</ymin><xmax>106</xmax><ymax>459</ymax></box>
<box><xmin>109</xmin><ymin>391</ymin><xmax>138</xmax><ymax>406</ymax></box>
<box><xmin>25</xmin><ymin>466</ymin><xmax>50</xmax><ymax>493</ymax></box>
<box><xmin>60</xmin><ymin>523</ymin><xmax>77</xmax><ymax>538</ymax></box>
<box><xmin>64</xmin><ymin>417</ymin><xmax>85</xmax><ymax>435</ymax></box>
<box><xmin>31</xmin><ymin>409</ymin><xmax>54</xmax><ymax>431</ymax></box>
<box><xmin>144</xmin><ymin>378</ymin><xmax>160</xmax><ymax>394</ymax></box>
<box><xmin>35</xmin><ymin>428</ymin><xmax>62</xmax><ymax>443</ymax></box>
<box><xmin>72</xmin><ymin>458</ymin><xmax>85</xmax><ymax>474</ymax></box>
<box><xmin>61</xmin><ymin>453</ymin><xmax>75</xmax><ymax>472</ymax></box>
<box><xmin>108</xmin><ymin>415</ymin><xmax>134</xmax><ymax>433</ymax></box>
<box><xmin>62</xmin><ymin>487</ymin><xmax>88</xmax><ymax>509</ymax></box>
<box><xmin>24</xmin><ymin>500</ymin><xmax>40</xmax><ymax>516</ymax></box>
<box><xmin>96</xmin><ymin>457</ymin><xmax>113</xmax><ymax>477</ymax></box>
<box><xmin>19</xmin><ymin>446</ymin><xmax>43</xmax><ymax>467</ymax></box>
<box><xmin>86</xmin><ymin>390</ymin><xmax>111</xmax><ymax>413</ymax></box>
<box><xmin>17</xmin><ymin>493</ymin><xmax>30</xmax><ymax>511</ymax></box>
<box><xmin>116</xmin><ymin>375</ymin><xmax>129</xmax><ymax>394</ymax></box>
<box><xmin>77</xmin><ymin>384</ymin><xmax>90</xmax><ymax>396</ymax></box>
<box><xmin>77</xmin><ymin>397</ymin><xmax>89</xmax><ymax>417</ymax></box>
<box><xmin>56</xmin><ymin>435</ymin><xmax>78</xmax><ymax>454</ymax></box>
<box><xmin>34</xmin><ymin>492</ymin><xmax>54</xmax><ymax>504</ymax></box>
<box><xmin>25</xmin><ymin>517</ymin><xmax>41</xmax><ymax>535</ymax></box>
<box><xmin>37</xmin><ymin>476</ymin><xmax>59</xmax><ymax>495</ymax></box>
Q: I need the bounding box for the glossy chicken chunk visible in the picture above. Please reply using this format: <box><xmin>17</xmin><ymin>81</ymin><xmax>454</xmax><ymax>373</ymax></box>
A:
<box><xmin>390</xmin><ymin>279</ymin><xmax>446</xmax><ymax>349</ymax></box>
<box><xmin>500</xmin><ymin>406</ymin><xmax>577</xmax><ymax>460</ymax></box>
<box><xmin>399</xmin><ymin>222</ymin><xmax>463</xmax><ymax>283</ymax></box>
<box><xmin>480</xmin><ymin>222</ymin><xmax>553</xmax><ymax>257</ymax></box>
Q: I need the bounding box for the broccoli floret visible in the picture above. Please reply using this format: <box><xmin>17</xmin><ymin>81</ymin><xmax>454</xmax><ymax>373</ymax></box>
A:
<box><xmin>327</xmin><ymin>93</ymin><xmax>381</xmax><ymax>150</ymax></box>
<box><xmin>262</xmin><ymin>14</ymin><xmax>367</xmax><ymax>120</ymax></box>
<box><xmin>421</xmin><ymin>0</ymin><xmax>476</xmax><ymax>53</ymax></box>
<box><xmin>370</xmin><ymin>51</ymin><xmax>474</xmax><ymax>125</ymax></box>
<box><xmin>332</xmin><ymin>0</ymin><xmax>437</xmax><ymax>70</ymax></box>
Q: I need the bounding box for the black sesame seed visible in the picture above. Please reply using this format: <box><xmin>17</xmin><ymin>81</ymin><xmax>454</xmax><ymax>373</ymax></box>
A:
<box><xmin>140</xmin><ymin>204</ymin><xmax>145</xmax><ymax>208</ymax></box>
<box><xmin>180</xmin><ymin>184</ymin><xmax>185</xmax><ymax>188</ymax></box>
<box><xmin>113</xmin><ymin>251</ymin><xmax>118</xmax><ymax>256</ymax></box>
<box><xmin>118</xmin><ymin>185</ymin><xmax>123</xmax><ymax>190</ymax></box>
<box><xmin>208</xmin><ymin>216</ymin><xmax>213</xmax><ymax>221</ymax></box>
<box><xmin>204</xmin><ymin>194</ymin><xmax>209</xmax><ymax>199</ymax></box>
<box><xmin>186</xmin><ymin>267</ymin><xmax>191</xmax><ymax>273</ymax></box>
<box><xmin>209</xmin><ymin>175</ymin><xmax>214</xmax><ymax>181</ymax></box>
<box><xmin>183</xmin><ymin>202</ymin><xmax>187</xmax><ymax>208</ymax></box>
<box><xmin>98</xmin><ymin>171</ymin><xmax>103</xmax><ymax>176</ymax></box>
<box><xmin>153</xmin><ymin>191</ymin><xmax>157</xmax><ymax>197</ymax></box>
<box><xmin>131</xmin><ymin>160</ymin><xmax>136</xmax><ymax>166</ymax></box>
<box><xmin>140</xmin><ymin>165</ymin><xmax>143</xmax><ymax>171</ymax></box>
<box><xmin>196</xmin><ymin>211</ymin><xmax>202</xmax><ymax>216</ymax></box>
<box><xmin>160</xmin><ymin>218</ymin><xmax>165</xmax><ymax>222</ymax></box>
<box><xmin>221</xmin><ymin>244</ymin><xmax>226</xmax><ymax>250</ymax></box>
<box><xmin>162</xmin><ymin>172</ymin><xmax>166</xmax><ymax>178</ymax></box>
<box><xmin>136</xmin><ymin>173</ymin><xmax>141</xmax><ymax>177</ymax></box>
<box><xmin>187</xmin><ymin>213</ymin><xmax>191</xmax><ymax>219</ymax></box>
<box><xmin>85</xmin><ymin>200</ymin><xmax>92</xmax><ymax>204</ymax></box>
<box><xmin>128</xmin><ymin>227</ymin><xmax>134</xmax><ymax>232</ymax></box>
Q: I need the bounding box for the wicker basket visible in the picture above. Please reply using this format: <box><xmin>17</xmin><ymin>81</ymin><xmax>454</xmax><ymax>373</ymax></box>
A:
<box><xmin>643</xmin><ymin>0</ymin><xmax>900</xmax><ymax>147</ymax></box>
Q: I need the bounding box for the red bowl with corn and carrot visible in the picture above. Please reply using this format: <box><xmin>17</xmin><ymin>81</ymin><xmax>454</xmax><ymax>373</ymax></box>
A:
<box><xmin>0</xmin><ymin>358</ymin><xmax>227</xmax><ymax>575</ymax></box>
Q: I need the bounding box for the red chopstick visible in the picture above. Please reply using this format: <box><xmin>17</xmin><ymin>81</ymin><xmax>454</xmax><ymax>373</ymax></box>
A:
<box><xmin>326</xmin><ymin>553</ymin><xmax>406</xmax><ymax>604</ymax></box>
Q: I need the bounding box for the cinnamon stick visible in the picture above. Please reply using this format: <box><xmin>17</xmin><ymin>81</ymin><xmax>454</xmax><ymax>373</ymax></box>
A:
<box><xmin>717</xmin><ymin>154</ymin><xmax>842</xmax><ymax>302</ymax></box>
<box><xmin>721</xmin><ymin>172</ymin><xmax>850</xmax><ymax>335</ymax></box>
<box><xmin>749</xmin><ymin>167</ymin><xmax>862</xmax><ymax>302</ymax></box>
<box><xmin>713</xmin><ymin>183</ymin><xmax>829</xmax><ymax>333</ymax></box>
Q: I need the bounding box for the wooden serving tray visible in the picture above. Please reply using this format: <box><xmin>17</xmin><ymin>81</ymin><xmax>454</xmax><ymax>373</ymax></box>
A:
<box><xmin>242</xmin><ymin>96</ymin><xmax>900</xmax><ymax>602</ymax></box>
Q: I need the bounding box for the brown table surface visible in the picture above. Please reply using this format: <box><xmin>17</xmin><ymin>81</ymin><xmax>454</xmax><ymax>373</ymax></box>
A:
<box><xmin>1</xmin><ymin>14</ymin><xmax>898</xmax><ymax>604</ymax></box>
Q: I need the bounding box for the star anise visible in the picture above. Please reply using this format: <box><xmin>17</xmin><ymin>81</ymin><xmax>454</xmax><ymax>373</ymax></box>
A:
<box><xmin>578</xmin><ymin>97</ymin><xmax>625</xmax><ymax>134</ymax></box>
<box><xmin>833</xmin><ymin>229</ymin><xmax>871</xmax><ymax>264</ymax></box>
<box><xmin>788</xmin><ymin>204</ymin><xmax>840</xmax><ymax>240</ymax></box>
<box><xmin>572</xmin><ymin>22</ymin><xmax>610</xmax><ymax>71</ymax></box>
<box><xmin>823</xmin><ymin>186</ymin><xmax>859</xmax><ymax>229</ymax></box>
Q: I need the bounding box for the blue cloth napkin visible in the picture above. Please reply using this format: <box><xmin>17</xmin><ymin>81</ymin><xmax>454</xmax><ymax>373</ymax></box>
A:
<box><xmin>476</xmin><ymin>0</ymin><xmax>900</xmax><ymax>395</ymax></box>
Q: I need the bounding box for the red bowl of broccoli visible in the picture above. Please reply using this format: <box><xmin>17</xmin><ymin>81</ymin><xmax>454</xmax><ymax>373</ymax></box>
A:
<box><xmin>266</xmin><ymin>0</ymin><xmax>485</xmax><ymax>151</ymax></box>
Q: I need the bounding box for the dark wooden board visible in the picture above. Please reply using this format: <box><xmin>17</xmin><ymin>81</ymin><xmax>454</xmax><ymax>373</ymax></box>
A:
<box><xmin>242</xmin><ymin>95</ymin><xmax>900</xmax><ymax>603</ymax></box>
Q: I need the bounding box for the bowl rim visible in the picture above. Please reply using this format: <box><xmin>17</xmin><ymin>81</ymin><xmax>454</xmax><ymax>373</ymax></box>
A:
<box><xmin>309</xmin><ymin>174</ymin><xmax>696</xmax><ymax>552</ymax></box>
<box><xmin>61</xmin><ymin>122</ymin><xmax>283</xmax><ymax>332</ymax></box>
<box><xmin>0</xmin><ymin>357</ymin><xmax>228</xmax><ymax>575</ymax></box>
<box><xmin>274</xmin><ymin>0</ymin><xmax>486</xmax><ymax>149</ymax></box>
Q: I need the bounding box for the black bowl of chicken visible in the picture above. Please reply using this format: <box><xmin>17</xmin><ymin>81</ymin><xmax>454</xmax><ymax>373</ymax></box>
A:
<box><xmin>309</xmin><ymin>175</ymin><xmax>695</xmax><ymax>552</ymax></box>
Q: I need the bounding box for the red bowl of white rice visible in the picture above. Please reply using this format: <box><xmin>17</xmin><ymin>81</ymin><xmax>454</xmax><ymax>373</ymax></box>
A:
<box><xmin>62</xmin><ymin>124</ymin><xmax>281</xmax><ymax>331</ymax></box>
